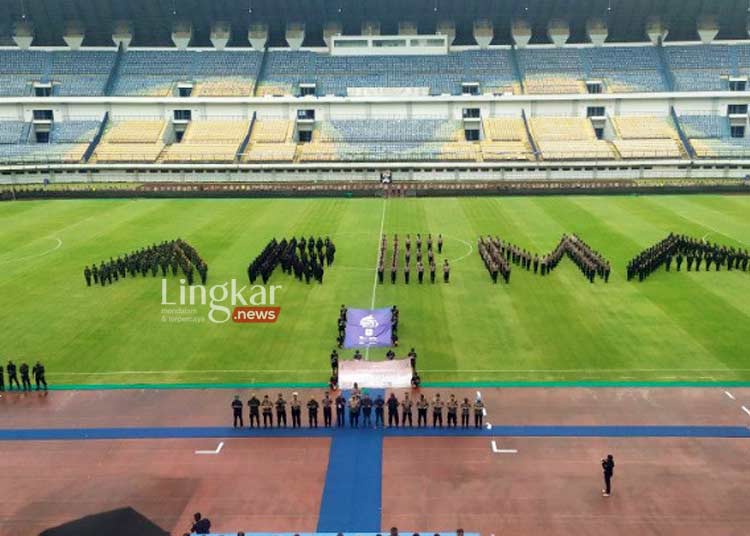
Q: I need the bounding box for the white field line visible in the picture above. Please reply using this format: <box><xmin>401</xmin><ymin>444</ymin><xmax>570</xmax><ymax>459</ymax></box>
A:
<box><xmin>742</xmin><ymin>406</ymin><xmax>750</xmax><ymax>417</ymax></box>
<box><xmin>0</xmin><ymin>237</ymin><xmax>62</xmax><ymax>264</ymax></box>
<box><xmin>491</xmin><ymin>440</ymin><xmax>517</xmax><ymax>454</ymax></box>
<box><xmin>725</xmin><ymin>391</ymin><xmax>736</xmax><ymax>400</ymax></box>
<box><xmin>195</xmin><ymin>441</ymin><xmax>224</xmax><ymax>455</ymax></box>
<box><xmin>365</xmin><ymin>197</ymin><xmax>388</xmax><ymax>361</ymax></box>
<box><xmin>422</xmin><ymin>368</ymin><xmax>750</xmax><ymax>373</ymax></box>
<box><xmin>50</xmin><ymin>369</ymin><xmax>323</xmax><ymax>376</ymax></box>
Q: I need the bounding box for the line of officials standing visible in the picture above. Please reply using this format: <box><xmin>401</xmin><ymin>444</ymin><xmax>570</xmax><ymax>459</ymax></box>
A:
<box><xmin>231</xmin><ymin>390</ymin><xmax>485</xmax><ymax>429</ymax></box>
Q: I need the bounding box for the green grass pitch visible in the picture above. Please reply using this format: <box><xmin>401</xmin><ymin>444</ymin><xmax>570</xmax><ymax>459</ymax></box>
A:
<box><xmin>1</xmin><ymin>195</ymin><xmax>749</xmax><ymax>386</ymax></box>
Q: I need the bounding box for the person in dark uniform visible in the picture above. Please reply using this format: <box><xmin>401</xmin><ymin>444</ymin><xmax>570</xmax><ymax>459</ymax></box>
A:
<box><xmin>437</xmin><ymin>234</ymin><xmax>443</xmax><ymax>254</ymax></box>
<box><xmin>446</xmin><ymin>394</ymin><xmax>458</xmax><ymax>428</ymax></box>
<box><xmin>6</xmin><ymin>361</ymin><xmax>19</xmax><ymax>390</ymax></box>
<box><xmin>330</xmin><ymin>349</ymin><xmax>339</xmax><ymax>375</ymax></box>
<box><xmin>362</xmin><ymin>393</ymin><xmax>373</xmax><ymax>427</ymax></box>
<box><xmin>261</xmin><ymin>395</ymin><xmax>273</xmax><ymax>427</ymax></box>
<box><xmin>408</xmin><ymin>348</ymin><xmax>417</xmax><ymax>371</ymax></box>
<box><xmin>0</xmin><ymin>364</ymin><xmax>4</xmax><ymax>392</ymax></box>
<box><xmin>473</xmin><ymin>397</ymin><xmax>485</xmax><ymax>428</ymax></box>
<box><xmin>349</xmin><ymin>395</ymin><xmax>361</xmax><ymax>428</ymax></box>
<box><xmin>335</xmin><ymin>392</ymin><xmax>346</xmax><ymax>427</ymax></box>
<box><xmin>443</xmin><ymin>260</ymin><xmax>450</xmax><ymax>283</ymax></box>
<box><xmin>32</xmin><ymin>361</ymin><xmax>47</xmax><ymax>391</ymax></box>
<box><xmin>190</xmin><ymin>512</ymin><xmax>211</xmax><ymax>534</ymax></box>
<box><xmin>387</xmin><ymin>393</ymin><xmax>400</xmax><ymax>427</ymax></box>
<box><xmin>232</xmin><ymin>395</ymin><xmax>244</xmax><ymax>428</ymax></box>
<box><xmin>402</xmin><ymin>393</ymin><xmax>413</xmax><ymax>427</ymax></box>
<box><xmin>432</xmin><ymin>393</ymin><xmax>444</xmax><ymax>427</ymax></box>
<box><xmin>290</xmin><ymin>393</ymin><xmax>302</xmax><ymax>428</ymax></box>
<box><xmin>84</xmin><ymin>266</ymin><xmax>92</xmax><ymax>286</ymax></box>
<box><xmin>417</xmin><ymin>261</ymin><xmax>424</xmax><ymax>284</ymax></box>
<box><xmin>430</xmin><ymin>262</ymin><xmax>436</xmax><ymax>284</ymax></box>
<box><xmin>461</xmin><ymin>398</ymin><xmax>471</xmax><ymax>428</ymax></box>
<box><xmin>247</xmin><ymin>393</ymin><xmax>260</xmax><ymax>428</ymax></box>
<box><xmin>375</xmin><ymin>394</ymin><xmax>385</xmax><ymax>427</ymax></box>
<box><xmin>322</xmin><ymin>392</ymin><xmax>333</xmax><ymax>427</ymax></box>
<box><xmin>417</xmin><ymin>394</ymin><xmax>429</xmax><ymax>426</ymax></box>
<box><xmin>19</xmin><ymin>362</ymin><xmax>31</xmax><ymax>392</ymax></box>
<box><xmin>404</xmin><ymin>263</ymin><xmax>410</xmax><ymax>284</ymax></box>
<box><xmin>307</xmin><ymin>396</ymin><xmax>319</xmax><ymax>428</ymax></box>
<box><xmin>275</xmin><ymin>393</ymin><xmax>288</xmax><ymax>427</ymax></box>
<box><xmin>391</xmin><ymin>263</ymin><xmax>397</xmax><ymax>284</ymax></box>
<box><xmin>602</xmin><ymin>454</ymin><xmax>615</xmax><ymax>496</ymax></box>
<box><xmin>378</xmin><ymin>262</ymin><xmax>384</xmax><ymax>284</ymax></box>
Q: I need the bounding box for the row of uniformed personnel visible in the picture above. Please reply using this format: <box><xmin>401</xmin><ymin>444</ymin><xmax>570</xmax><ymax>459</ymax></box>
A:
<box><xmin>231</xmin><ymin>391</ymin><xmax>485</xmax><ymax>429</ymax></box>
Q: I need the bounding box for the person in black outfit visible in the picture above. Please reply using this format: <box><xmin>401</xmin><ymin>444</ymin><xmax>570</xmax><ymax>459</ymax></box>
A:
<box><xmin>0</xmin><ymin>365</ymin><xmax>4</xmax><ymax>392</ymax></box>
<box><xmin>362</xmin><ymin>393</ymin><xmax>373</xmax><ymax>427</ymax></box>
<box><xmin>6</xmin><ymin>361</ymin><xmax>19</xmax><ymax>391</ymax></box>
<box><xmin>374</xmin><ymin>394</ymin><xmax>385</xmax><ymax>427</ymax></box>
<box><xmin>307</xmin><ymin>396</ymin><xmax>319</xmax><ymax>428</ymax></box>
<box><xmin>387</xmin><ymin>393</ymin><xmax>400</xmax><ymax>427</ymax></box>
<box><xmin>247</xmin><ymin>394</ymin><xmax>260</xmax><ymax>428</ymax></box>
<box><xmin>32</xmin><ymin>361</ymin><xmax>47</xmax><ymax>391</ymax></box>
<box><xmin>290</xmin><ymin>393</ymin><xmax>302</xmax><ymax>428</ymax></box>
<box><xmin>231</xmin><ymin>395</ymin><xmax>244</xmax><ymax>428</ymax></box>
<box><xmin>602</xmin><ymin>454</ymin><xmax>615</xmax><ymax>496</ymax></box>
<box><xmin>190</xmin><ymin>512</ymin><xmax>211</xmax><ymax>534</ymax></box>
<box><xmin>275</xmin><ymin>393</ymin><xmax>288</xmax><ymax>427</ymax></box>
<box><xmin>330</xmin><ymin>349</ymin><xmax>339</xmax><ymax>375</ymax></box>
<box><xmin>335</xmin><ymin>393</ymin><xmax>346</xmax><ymax>427</ymax></box>
<box><xmin>84</xmin><ymin>266</ymin><xmax>92</xmax><ymax>286</ymax></box>
<box><xmin>19</xmin><ymin>362</ymin><xmax>31</xmax><ymax>392</ymax></box>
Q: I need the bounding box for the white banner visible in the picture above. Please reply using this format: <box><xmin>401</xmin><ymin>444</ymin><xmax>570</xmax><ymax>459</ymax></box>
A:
<box><xmin>338</xmin><ymin>357</ymin><xmax>412</xmax><ymax>389</ymax></box>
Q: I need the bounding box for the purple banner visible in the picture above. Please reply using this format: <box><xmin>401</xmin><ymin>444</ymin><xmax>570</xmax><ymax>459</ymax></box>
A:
<box><xmin>343</xmin><ymin>307</ymin><xmax>392</xmax><ymax>348</ymax></box>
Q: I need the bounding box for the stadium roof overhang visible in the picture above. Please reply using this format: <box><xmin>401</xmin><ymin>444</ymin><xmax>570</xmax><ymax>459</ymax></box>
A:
<box><xmin>0</xmin><ymin>0</ymin><xmax>748</xmax><ymax>47</ymax></box>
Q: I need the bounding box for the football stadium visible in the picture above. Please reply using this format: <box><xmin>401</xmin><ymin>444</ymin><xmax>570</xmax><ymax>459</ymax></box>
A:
<box><xmin>1</xmin><ymin>0</ymin><xmax>750</xmax><ymax>534</ymax></box>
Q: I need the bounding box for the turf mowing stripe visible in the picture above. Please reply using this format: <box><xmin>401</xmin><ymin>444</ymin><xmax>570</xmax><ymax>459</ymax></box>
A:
<box><xmin>35</xmin><ymin>380</ymin><xmax>750</xmax><ymax>391</ymax></box>
<box><xmin>1</xmin><ymin>425</ymin><xmax>749</xmax><ymax>441</ymax></box>
<box><xmin>316</xmin><ymin>389</ymin><xmax>384</xmax><ymax>532</ymax></box>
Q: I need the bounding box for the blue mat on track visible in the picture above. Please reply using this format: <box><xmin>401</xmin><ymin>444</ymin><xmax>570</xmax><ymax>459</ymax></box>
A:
<box><xmin>316</xmin><ymin>389</ymin><xmax>384</xmax><ymax>532</ymax></box>
<box><xmin>1</xmin><ymin>424</ymin><xmax>749</xmax><ymax>441</ymax></box>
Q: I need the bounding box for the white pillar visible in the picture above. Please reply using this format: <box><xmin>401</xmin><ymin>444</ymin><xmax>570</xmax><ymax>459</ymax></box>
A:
<box><xmin>171</xmin><ymin>21</ymin><xmax>192</xmax><ymax>49</ymax></box>
<box><xmin>210</xmin><ymin>22</ymin><xmax>231</xmax><ymax>50</ymax></box>
<box><xmin>697</xmin><ymin>14</ymin><xmax>719</xmax><ymax>45</ymax></box>
<box><xmin>112</xmin><ymin>20</ymin><xmax>133</xmax><ymax>50</ymax></box>
<box><xmin>63</xmin><ymin>21</ymin><xmax>85</xmax><ymax>50</ymax></box>
<box><xmin>473</xmin><ymin>19</ymin><xmax>494</xmax><ymax>49</ymax></box>
<box><xmin>248</xmin><ymin>23</ymin><xmax>268</xmax><ymax>50</ymax></box>
<box><xmin>286</xmin><ymin>22</ymin><xmax>305</xmax><ymax>50</ymax></box>
<box><xmin>646</xmin><ymin>16</ymin><xmax>668</xmax><ymax>45</ymax></box>
<box><xmin>13</xmin><ymin>21</ymin><xmax>34</xmax><ymax>49</ymax></box>
<box><xmin>548</xmin><ymin>18</ymin><xmax>570</xmax><ymax>47</ymax></box>
<box><xmin>586</xmin><ymin>17</ymin><xmax>608</xmax><ymax>46</ymax></box>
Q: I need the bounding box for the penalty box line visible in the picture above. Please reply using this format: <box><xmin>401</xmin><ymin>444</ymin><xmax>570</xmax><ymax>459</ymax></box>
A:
<box><xmin>365</xmin><ymin>196</ymin><xmax>388</xmax><ymax>361</ymax></box>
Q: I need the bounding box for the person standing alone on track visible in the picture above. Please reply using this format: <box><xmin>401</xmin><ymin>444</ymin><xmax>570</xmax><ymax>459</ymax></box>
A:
<box><xmin>602</xmin><ymin>454</ymin><xmax>615</xmax><ymax>497</ymax></box>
